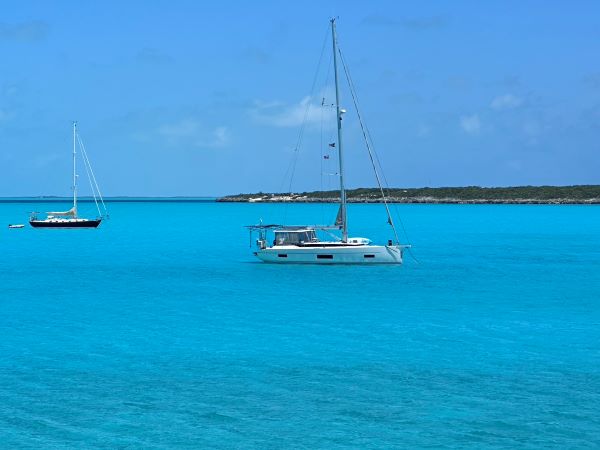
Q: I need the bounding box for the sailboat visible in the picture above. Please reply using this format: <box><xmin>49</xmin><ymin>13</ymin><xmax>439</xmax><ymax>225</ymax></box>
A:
<box><xmin>247</xmin><ymin>18</ymin><xmax>409</xmax><ymax>264</ymax></box>
<box><xmin>30</xmin><ymin>122</ymin><xmax>107</xmax><ymax>229</ymax></box>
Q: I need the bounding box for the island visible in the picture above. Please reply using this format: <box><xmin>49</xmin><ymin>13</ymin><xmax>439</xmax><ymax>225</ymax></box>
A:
<box><xmin>217</xmin><ymin>185</ymin><xmax>600</xmax><ymax>204</ymax></box>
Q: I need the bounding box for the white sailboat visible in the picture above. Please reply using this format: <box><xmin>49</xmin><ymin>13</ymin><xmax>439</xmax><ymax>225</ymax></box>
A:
<box><xmin>247</xmin><ymin>18</ymin><xmax>409</xmax><ymax>264</ymax></box>
<box><xmin>30</xmin><ymin>122</ymin><xmax>108</xmax><ymax>228</ymax></box>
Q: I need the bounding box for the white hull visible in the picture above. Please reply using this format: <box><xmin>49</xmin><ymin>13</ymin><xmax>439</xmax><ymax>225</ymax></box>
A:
<box><xmin>247</xmin><ymin>20</ymin><xmax>408</xmax><ymax>267</ymax></box>
<box><xmin>254</xmin><ymin>244</ymin><xmax>402</xmax><ymax>264</ymax></box>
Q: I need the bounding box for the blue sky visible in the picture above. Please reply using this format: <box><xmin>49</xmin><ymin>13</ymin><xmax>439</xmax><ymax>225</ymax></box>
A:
<box><xmin>1</xmin><ymin>1</ymin><xmax>599</xmax><ymax>196</ymax></box>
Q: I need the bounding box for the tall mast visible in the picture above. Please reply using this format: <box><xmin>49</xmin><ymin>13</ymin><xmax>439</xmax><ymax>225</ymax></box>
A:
<box><xmin>72</xmin><ymin>121</ymin><xmax>77</xmax><ymax>214</ymax></box>
<box><xmin>331</xmin><ymin>18</ymin><xmax>348</xmax><ymax>242</ymax></box>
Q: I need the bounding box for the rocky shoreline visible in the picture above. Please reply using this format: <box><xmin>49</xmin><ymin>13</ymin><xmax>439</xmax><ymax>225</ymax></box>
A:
<box><xmin>217</xmin><ymin>195</ymin><xmax>600</xmax><ymax>204</ymax></box>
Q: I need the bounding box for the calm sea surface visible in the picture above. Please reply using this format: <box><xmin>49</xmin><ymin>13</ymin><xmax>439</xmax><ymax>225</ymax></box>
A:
<box><xmin>1</xmin><ymin>201</ymin><xmax>599</xmax><ymax>448</ymax></box>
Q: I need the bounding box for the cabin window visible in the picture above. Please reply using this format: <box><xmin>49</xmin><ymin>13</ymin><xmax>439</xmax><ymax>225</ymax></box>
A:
<box><xmin>364</xmin><ymin>254</ymin><xmax>375</xmax><ymax>258</ymax></box>
<box><xmin>278</xmin><ymin>254</ymin><xmax>288</xmax><ymax>258</ymax></box>
<box><xmin>275</xmin><ymin>230</ymin><xmax>317</xmax><ymax>245</ymax></box>
<box><xmin>317</xmin><ymin>254</ymin><xmax>333</xmax><ymax>259</ymax></box>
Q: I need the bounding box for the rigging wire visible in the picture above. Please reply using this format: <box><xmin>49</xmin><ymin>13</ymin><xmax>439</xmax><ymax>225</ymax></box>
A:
<box><xmin>337</xmin><ymin>47</ymin><xmax>419</xmax><ymax>262</ymax></box>
<box><xmin>80</xmin><ymin>148</ymin><xmax>101</xmax><ymax>217</ymax></box>
<box><xmin>364</xmin><ymin>117</ymin><xmax>418</xmax><ymax>260</ymax></box>
<box><xmin>337</xmin><ymin>47</ymin><xmax>419</xmax><ymax>263</ymax></box>
<box><xmin>280</xmin><ymin>24</ymin><xmax>330</xmax><ymax>224</ymax></box>
<box><xmin>319</xmin><ymin>47</ymin><xmax>334</xmax><ymax>226</ymax></box>
<box><xmin>337</xmin><ymin>47</ymin><xmax>399</xmax><ymax>244</ymax></box>
<box><xmin>77</xmin><ymin>134</ymin><xmax>108</xmax><ymax>218</ymax></box>
<box><xmin>320</xmin><ymin>94</ymin><xmax>325</xmax><ymax>225</ymax></box>
<box><xmin>356</xmin><ymin>88</ymin><xmax>416</xmax><ymax>252</ymax></box>
<box><xmin>361</xmin><ymin>110</ymin><xmax>419</xmax><ymax>263</ymax></box>
<box><xmin>76</xmin><ymin>135</ymin><xmax>100</xmax><ymax>206</ymax></box>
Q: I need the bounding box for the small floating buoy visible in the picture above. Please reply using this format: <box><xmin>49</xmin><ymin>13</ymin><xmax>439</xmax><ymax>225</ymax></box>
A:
<box><xmin>8</xmin><ymin>224</ymin><xmax>25</xmax><ymax>229</ymax></box>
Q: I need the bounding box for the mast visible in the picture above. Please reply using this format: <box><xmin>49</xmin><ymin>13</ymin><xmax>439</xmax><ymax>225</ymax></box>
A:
<box><xmin>331</xmin><ymin>18</ymin><xmax>348</xmax><ymax>242</ymax></box>
<box><xmin>72</xmin><ymin>121</ymin><xmax>77</xmax><ymax>215</ymax></box>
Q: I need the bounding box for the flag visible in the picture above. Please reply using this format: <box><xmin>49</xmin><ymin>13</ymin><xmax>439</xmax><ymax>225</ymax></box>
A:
<box><xmin>328</xmin><ymin>142</ymin><xmax>336</xmax><ymax>147</ymax></box>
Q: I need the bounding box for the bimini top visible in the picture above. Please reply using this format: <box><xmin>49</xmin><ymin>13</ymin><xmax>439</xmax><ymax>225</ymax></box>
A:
<box><xmin>246</xmin><ymin>224</ymin><xmax>338</xmax><ymax>231</ymax></box>
<box><xmin>274</xmin><ymin>226</ymin><xmax>315</xmax><ymax>233</ymax></box>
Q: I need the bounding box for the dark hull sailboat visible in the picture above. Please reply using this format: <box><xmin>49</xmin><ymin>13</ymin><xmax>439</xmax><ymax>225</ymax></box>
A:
<box><xmin>29</xmin><ymin>122</ymin><xmax>108</xmax><ymax>229</ymax></box>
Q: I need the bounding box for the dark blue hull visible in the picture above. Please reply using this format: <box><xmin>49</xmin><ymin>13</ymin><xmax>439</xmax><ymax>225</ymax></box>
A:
<box><xmin>30</xmin><ymin>219</ymin><xmax>102</xmax><ymax>228</ymax></box>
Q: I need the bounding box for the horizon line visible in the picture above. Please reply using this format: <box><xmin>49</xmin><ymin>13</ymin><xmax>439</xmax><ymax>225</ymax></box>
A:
<box><xmin>1</xmin><ymin>183</ymin><xmax>599</xmax><ymax>200</ymax></box>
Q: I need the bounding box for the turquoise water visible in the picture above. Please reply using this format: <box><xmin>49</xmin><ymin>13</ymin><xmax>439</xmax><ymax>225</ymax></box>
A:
<box><xmin>1</xmin><ymin>202</ymin><xmax>599</xmax><ymax>448</ymax></box>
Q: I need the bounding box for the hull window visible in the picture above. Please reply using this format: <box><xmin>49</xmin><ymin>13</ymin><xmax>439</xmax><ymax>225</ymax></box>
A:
<box><xmin>277</xmin><ymin>254</ymin><xmax>288</xmax><ymax>258</ymax></box>
<box><xmin>364</xmin><ymin>254</ymin><xmax>375</xmax><ymax>258</ymax></box>
<box><xmin>317</xmin><ymin>254</ymin><xmax>333</xmax><ymax>259</ymax></box>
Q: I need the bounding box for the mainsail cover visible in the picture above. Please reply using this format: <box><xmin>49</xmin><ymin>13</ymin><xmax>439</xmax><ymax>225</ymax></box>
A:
<box><xmin>47</xmin><ymin>206</ymin><xmax>77</xmax><ymax>217</ymax></box>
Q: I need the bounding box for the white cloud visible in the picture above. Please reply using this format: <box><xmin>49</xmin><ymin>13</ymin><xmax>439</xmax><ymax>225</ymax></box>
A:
<box><xmin>155</xmin><ymin>118</ymin><xmax>230</xmax><ymax>148</ymax></box>
<box><xmin>491</xmin><ymin>94</ymin><xmax>522</xmax><ymax>110</ymax></box>
<box><xmin>460</xmin><ymin>114</ymin><xmax>481</xmax><ymax>134</ymax></box>
<box><xmin>158</xmin><ymin>119</ymin><xmax>200</xmax><ymax>140</ymax></box>
<box><xmin>211</xmin><ymin>126</ymin><xmax>229</xmax><ymax>147</ymax></box>
<box><xmin>251</xmin><ymin>92</ymin><xmax>335</xmax><ymax>128</ymax></box>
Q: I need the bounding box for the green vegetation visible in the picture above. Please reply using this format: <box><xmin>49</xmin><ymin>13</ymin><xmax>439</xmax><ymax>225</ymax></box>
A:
<box><xmin>220</xmin><ymin>185</ymin><xmax>600</xmax><ymax>203</ymax></box>
<box><xmin>306</xmin><ymin>185</ymin><xmax>600</xmax><ymax>200</ymax></box>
